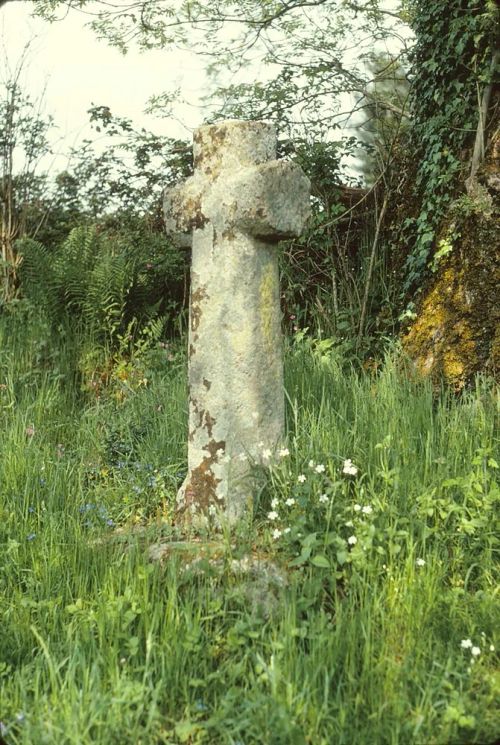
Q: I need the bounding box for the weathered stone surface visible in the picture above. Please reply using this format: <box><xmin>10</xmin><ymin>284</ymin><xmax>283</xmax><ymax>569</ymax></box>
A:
<box><xmin>164</xmin><ymin>120</ymin><xmax>310</xmax><ymax>526</ymax></box>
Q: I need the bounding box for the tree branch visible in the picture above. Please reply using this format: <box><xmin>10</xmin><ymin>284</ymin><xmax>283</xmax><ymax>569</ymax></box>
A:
<box><xmin>466</xmin><ymin>49</ymin><xmax>499</xmax><ymax>193</ymax></box>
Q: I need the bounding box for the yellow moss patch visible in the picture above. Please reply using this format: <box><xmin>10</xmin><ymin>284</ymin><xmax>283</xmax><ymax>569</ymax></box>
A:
<box><xmin>403</xmin><ymin>251</ymin><xmax>491</xmax><ymax>390</ymax></box>
<box><xmin>259</xmin><ymin>261</ymin><xmax>278</xmax><ymax>351</ymax></box>
<box><xmin>404</xmin><ymin>271</ymin><xmax>477</xmax><ymax>389</ymax></box>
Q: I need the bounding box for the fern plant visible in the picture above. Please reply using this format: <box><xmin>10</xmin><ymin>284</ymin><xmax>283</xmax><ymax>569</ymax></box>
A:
<box><xmin>15</xmin><ymin>237</ymin><xmax>59</xmax><ymax>321</ymax></box>
<box><xmin>18</xmin><ymin>226</ymin><xmax>161</xmax><ymax>339</ymax></box>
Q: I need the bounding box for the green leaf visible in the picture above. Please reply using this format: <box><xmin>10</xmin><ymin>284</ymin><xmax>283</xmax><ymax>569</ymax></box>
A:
<box><xmin>311</xmin><ymin>554</ymin><xmax>330</xmax><ymax>569</ymax></box>
<box><xmin>188</xmin><ymin>678</ymin><xmax>206</xmax><ymax>688</ymax></box>
<box><xmin>302</xmin><ymin>532</ymin><xmax>318</xmax><ymax>548</ymax></box>
<box><xmin>65</xmin><ymin>599</ymin><xmax>83</xmax><ymax>614</ymax></box>
<box><xmin>289</xmin><ymin>551</ymin><xmax>309</xmax><ymax>567</ymax></box>
<box><xmin>336</xmin><ymin>550</ymin><xmax>348</xmax><ymax>566</ymax></box>
<box><xmin>175</xmin><ymin>721</ymin><xmax>203</xmax><ymax>742</ymax></box>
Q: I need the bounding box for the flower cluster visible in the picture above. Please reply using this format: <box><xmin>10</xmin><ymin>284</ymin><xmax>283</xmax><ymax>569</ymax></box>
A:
<box><xmin>353</xmin><ymin>503</ymin><xmax>372</xmax><ymax>515</ymax></box>
<box><xmin>260</xmin><ymin>446</ymin><xmax>369</xmax><ymax>564</ymax></box>
<box><xmin>460</xmin><ymin>635</ymin><xmax>495</xmax><ymax>666</ymax></box>
<box><xmin>342</xmin><ymin>459</ymin><xmax>358</xmax><ymax>476</ymax></box>
<box><xmin>256</xmin><ymin>442</ymin><xmax>291</xmax><ymax>465</ymax></box>
<box><xmin>79</xmin><ymin>502</ymin><xmax>115</xmax><ymax>529</ymax></box>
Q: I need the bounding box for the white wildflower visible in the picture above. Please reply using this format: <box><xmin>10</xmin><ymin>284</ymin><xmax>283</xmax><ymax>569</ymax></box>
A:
<box><xmin>461</xmin><ymin>639</ymin><xmax>473</xmax><ymax>649</ymax></box>
<box><xmin>308</xmin><ymin>459</ymin><xmax>315</xmax><ymax>468</ymax></box>
<box><xmin>319</xmin><ymin>493</ymin><xmax>329</xmax><ymax>503</ymax></box>
<box><xmin>272</xmin><ymin>528</ymin><xmax>282</xmax><ymax>540</ymax></box>
<box><xmin>471</xmin><ymin>646</ymin><xmax>481</xmax><ymax>657</ymax></box>
<box><xmin>216</xmin><ymin>448</ymin><xmax>225</xmax><ymax>458</ymax></box>
<box><xmin>297</xmin><ymin>474</ymin><xmax>306</xmax><ymax>483</ymax></box>
<box><xmin>267</xmin><ymin>510</ymin><xmax>279</xmax><ymax>521</ymax></box>
<box><xmin>343</xmin><ymin>459</ymin><xmax>358</xmax><ymax>476</ymax></box>
<box><xmin>347</xmin><ymin>535</ymin><xmax>357</xmax><ymax>546</ymax></box>
<box><xmin>238</xmin><ymin>452</ymin><xmax>247</xmax><ymax>461</ymax></box>
<box><xmin>262</xmin><ymin>448</ymin><xmax>272</xmax><ymax>460</ymax></box>
<box><xmin>353</xmin><ymin>504</ymin><xmax>362</xmax><ymax>512</ymax></box>
<box><xmin>279</xmin><ymin>448</ymin><xmax>290</xmax><ymax>458</ymax></box>
<box><xmin>315</xmin><ymin>464</ymin><xmax>326</xmax><ymax>473</ymax></box>
<box><xmin>271</xmin><ymin>497</ymin><xmax>279</xmax><ymax>509</ymax></box>
<box><xmin>416</xmin><ymin>558</ymin><xmax>426</xmax><ymax>567</ymax></box>
<box><xmin>285</xmin><ymin>497</ymin><xmax>296</xmax><ymax>506</ymax></box>
<box><xmin>362</xmin><ymin>505</ymin><xmax>373</xmax><ymax>515</ymax></box>
<box><xmin>208</xmin><ymin>505</ymin><xmax>216</xmax><ymax>516</ymax></box>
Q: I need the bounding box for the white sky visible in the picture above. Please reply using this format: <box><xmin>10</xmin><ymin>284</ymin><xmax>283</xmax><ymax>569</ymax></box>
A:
<box><xmin>2</xmin><ymin>0</ymin><xmax>208</xmax><ymax>170</ymax></box>
<box><xmin>2</xmin><ymin>1</ymin><xmax>410</xmax><ymax>181</ymax></box>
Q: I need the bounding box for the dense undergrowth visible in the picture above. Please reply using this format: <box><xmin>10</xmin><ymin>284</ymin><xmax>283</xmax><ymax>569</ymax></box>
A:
<box><xmin>0</xmin><ymin>313</ymin><xmax>498</xmax><ymax>744</ymax></box>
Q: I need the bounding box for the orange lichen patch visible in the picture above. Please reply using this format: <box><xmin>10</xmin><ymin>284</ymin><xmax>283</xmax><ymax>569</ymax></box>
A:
<box><xmin>183</xmin><ymin>194</ymin><xmax>207</xmax><ymax>231</ymax></box>
<box><xmin>204</xmin><ymin>411</ymin><xmax>216</xmax><ymax>437</ymax></box>
<box><xmin>188</xmin><ymin>398</ymin><xmax>203</xmax><ymax>442</ymax></box>
<box><xmin>166</xmin><ymin>189</ymin><xmax>207</xmax><ymax>234</ymax></box>
<box><xmin>193</xmin><ymin>124</ymin><xmax>229</xmax><ymax>174</ymax></box>
<box><xmin>403</xmin><ymin>208</ymin><xmax>499</xmax><ymax>390</ymax></box>
<box><xmin>190</xmin><ymin>397</ymin><xmax>205</xmax><ymax>427</ymax></box>
<box><xmin>180</xmin><ymin>438</ymin><xmax>226</xmax><ymax>516</ymax></box>
<box><xmin>188</xmin><ymin>397</ymin><xmax>217</xmax><ymax>441</ymax></box>
<box><xmin>221</xmin><ymin>227</ymin><xmax>236</xmax><ymax>240</ymax></box>
<box><xmin>190</xmin><ymin>284</ymin><xmax>209</xmax><ymax>332</ymax></box>
<box><xmin>193</xmin><ymin>121</ymin><xmax>272</xmax><ymax>178</ymax></box>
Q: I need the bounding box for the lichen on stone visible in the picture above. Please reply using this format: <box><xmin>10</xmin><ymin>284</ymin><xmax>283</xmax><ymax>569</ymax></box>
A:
<box><xmin>259</xmin><ymin>261</ymin><xmax>278</xmax><ymax>352</ymax></box>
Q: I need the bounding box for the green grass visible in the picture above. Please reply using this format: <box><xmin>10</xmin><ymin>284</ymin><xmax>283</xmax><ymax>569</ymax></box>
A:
<box><xmin>0</xmin><ymin>315</ymin><xmax>498</xmax><ymax>744</ymax></box>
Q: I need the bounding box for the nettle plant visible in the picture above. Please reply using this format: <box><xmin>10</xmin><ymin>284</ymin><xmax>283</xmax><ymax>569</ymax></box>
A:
<box><xmin>401</xmin><ymin>0</ymin><xmax>497</xmax><ymax>291</ymax></box>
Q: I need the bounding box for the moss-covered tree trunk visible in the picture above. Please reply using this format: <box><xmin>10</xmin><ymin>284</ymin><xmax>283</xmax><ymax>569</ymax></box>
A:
<box><xmin>403</xmin><ymin>130</ymin><xmax>499</xmax><ymax>389</ymax></box>
<box><xmin>398</xmin><ymin>1</ymin><xmax>499</xmax><ymax>389</ymax></box>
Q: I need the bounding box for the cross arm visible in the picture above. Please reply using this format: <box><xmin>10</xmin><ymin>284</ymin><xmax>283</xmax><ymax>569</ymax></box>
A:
<box><xmin>229</xmin><ymin>160</ymin><xmax>311</xmax><ymax>241</ymax></box>
<box><xmin>163</xmin><ymin>176</ymin><xmax>207</xmax><ymax>248</ymax></box>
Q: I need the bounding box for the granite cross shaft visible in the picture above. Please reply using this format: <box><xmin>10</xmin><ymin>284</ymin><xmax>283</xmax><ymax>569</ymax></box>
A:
<box><xmin>164</xmin><ymin>120</ymin><xmax>310</xmax><ymax>527</ymax></box>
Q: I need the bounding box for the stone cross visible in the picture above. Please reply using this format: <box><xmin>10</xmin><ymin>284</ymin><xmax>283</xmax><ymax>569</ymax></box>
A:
<box><xmin>164</xmin><ymin>120</ymin><xmax>310</xmax><ymax>527</ymax></box>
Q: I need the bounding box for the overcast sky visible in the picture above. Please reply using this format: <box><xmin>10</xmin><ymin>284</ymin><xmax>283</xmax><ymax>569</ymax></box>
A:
<box><xmin>2</xmin><ymin>0</ymin><xmax>208</xmax><ymax>170</ymax></box>
<box><xmin>2</xmin><ymin>0</ymin><xmax>409</xmax><ymax>182</ymax></box>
